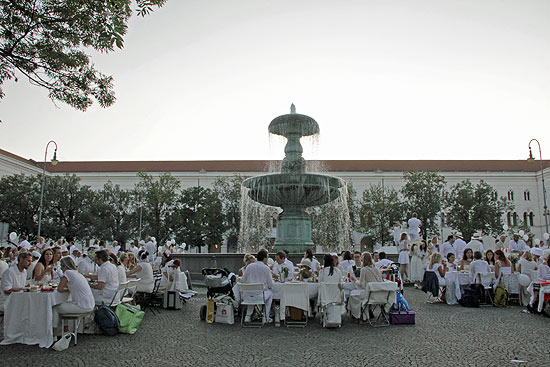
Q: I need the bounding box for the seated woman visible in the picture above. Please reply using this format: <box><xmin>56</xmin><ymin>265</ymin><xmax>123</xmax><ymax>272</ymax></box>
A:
<box><xmin>340</xmin><ymin>251</ymin><xmax>356</xmax><ymax>277</ymax></box>
<box><xmin>485</xmin><ymin>249</ymin><xmax>496</xmax><ymax>270</ymax></box>
<box><xmin>517</xmin><ymin>251</ymin><xmax>538</xmax><ymax>275</ymax></box>
<box><xmin>494</xmin><ymin>250</ymin><xmax>512</xmax><ymax>282</ymax></box>
<box><xmin>300</xmin><ymin>248</ymin><xmax>320</xmax><ymax>273</ymax></box>
<box><xmin>109</xmin><ymin>253</ymin><xmax>127</xmax><ymax>284</ymax></box>
<box><xmin>32</xmin><ymin>248</ymin><xmax>54</xmax><ymax>285</ymax></box>
<box><xmin>348</xmin><ymin>252</ymin><xmax>383</xmax><ymax>320</ymax></box>
<box><xmin>127</xmin><ymin>252</ymin><xmax>136</xmax><ymax>271</ymax></box>
<box><xmin>446</xmin><ymin>253</ymin><xmax>458</xmax><ymax>271</ymax></box>
<box><xmin>126</xmin><ymin>250</ymin><xmax>154</xmax><ymax>293</ymax></box>
<box><xmin>459</xmin><ymin>248</ymin><xmax>474</xmax><ymax>271</ymax></box>
<box><xmin>537</xmin><ymin>254</ymin><xmax>550</xmax><ymax>282</ymax></box>
<box><xmin>423</xmin><ymin>253</ymin><xmax>447</xmax><ymax>303</ymax></box>
<box><xmin>238</xmin><ymin>253</ymin><xmax>256</xmax><ymax>277</ymax></box>
<box><xmin>53</xmin><ymin>257</ymin><xmax>95</xmax><ymax>336</ymax></box>
<box><xmin>319</xmin><ymin>254</ymin><xmax>343</xmax><ymax>283</ymax></box>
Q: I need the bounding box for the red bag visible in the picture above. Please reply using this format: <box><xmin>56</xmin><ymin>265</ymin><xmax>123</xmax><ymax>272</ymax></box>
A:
<box><xmin>389</xmin><ymin>310</ymin><xmax>415</xmax><ymax>325</ymax></box>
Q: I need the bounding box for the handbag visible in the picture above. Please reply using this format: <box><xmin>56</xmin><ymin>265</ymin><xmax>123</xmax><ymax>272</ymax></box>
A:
<box><xmin>52</xmin><ymin>333</ymin><xmax>73</xmax><ymax>351</ymax></box>
<box><xmin>115</xmin><ymin>304</ymin><xmax>145</xmax><ymax>334</ymax></box>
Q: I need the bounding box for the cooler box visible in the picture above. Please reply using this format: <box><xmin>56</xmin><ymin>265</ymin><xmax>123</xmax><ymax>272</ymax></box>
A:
<box><xmin>389</xmin><ymin>310</ymin><xmax>415</xmax><ymax>325</ymax></box>
<box><xmin>163</xmin><ymin>291</ymin><xmax>182</xmax><ymax>310</ymax></box>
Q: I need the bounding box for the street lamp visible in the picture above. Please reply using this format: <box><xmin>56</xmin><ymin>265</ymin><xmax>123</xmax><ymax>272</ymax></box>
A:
<box><xmin>528</xmin><ymin>138</ymin><xmax>549</xmax><ymax>237</ymax></box>
<box><xmin>37</xmin><ymin>140</ymin><xmax>58</xmax><ymax>240</ymax></box>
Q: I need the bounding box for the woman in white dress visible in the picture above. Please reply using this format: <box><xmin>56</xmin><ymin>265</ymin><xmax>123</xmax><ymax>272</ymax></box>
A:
<box><xmin>32</xmin><ymin>248</ymin><xmax>54</xmax><ymax>285</ymax></box>
<box><xmin>109</xmin><ymin>253</ymin><xmax>127</xmax><ymax>284</ymax></box>
<box><xmin>127</xmin><ymin>251</ymin><xmax>154</xmax><ymax>293</ymax></box>
<box><xmin>409</xmin><ymin>243</ymin><xmax>424</xmax><ymax>284</ymax></box>
<box><xmin>428</xmin><ymin>253</ymin><xmax>448</xmax><ymax>301</ymax></box>
<box><xmin>300</xmin><ymin>248</ymin><xmax>320</xmax><ymax>274</ymax></box>
<box><xmin>429</xmin><ymin>236</ymin><xmax>440</xmax><ymax>254</ymax></box>
<box><xmin>398</xmin><ymin>232</ymin><xmax>410</xmax><ymax>281</ymax></box>
<box><xmin>393</xmin><ymin>222</ymin><xmax>402</xmax><ymax>246</ymax></box>
<box><xmin>517</xmin><ymin>251</ymin><xmax>538</xmax><ymax>275</ymax></box>
<box><xmin>53</xmin><ymin>257</ymin><xmax>95</xmax><ymax>336</ymax></box>
<box><xmin>494</xmin><ymin>250</ymin><xmax>512</xmax><ymax>282</ymax></box>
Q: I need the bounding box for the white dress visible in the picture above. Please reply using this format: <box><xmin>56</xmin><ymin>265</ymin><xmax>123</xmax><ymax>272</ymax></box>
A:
<box><xmin>398</xmin><ymin>240</ymin><xmax>410</xmax><ymax>265</ymax></box>
<box><xmin>409</xmin><ymin>248</ymin><xmax>424</xmax><ymax>281</ymax></box>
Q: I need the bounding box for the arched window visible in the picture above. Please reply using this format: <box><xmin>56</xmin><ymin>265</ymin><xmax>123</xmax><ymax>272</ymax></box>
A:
<box><xmin>524</xmin><ymin>190</ymin><xmax>530</xmax><ymax>201</ymax></box>
<box><xmin>529</xmin><ymin>212</ymin><xmax>535</xmax><ymax>226</ymax></box>
<box><xmin>512</xmin><ymin>212</ymin><xmax>518</xmax><ymax>226</ymax></box>
<box><xmin>508</xmin><ymin>190</ymin><xmax>514</xmax><ymax>201</ymax></box>
<box><xmin>507</xmin><ymin>212</ymin><xmax>512</xmax><ymax>227</ymax></box>
<box><xmin>523</xmin><ymin>212</ymin><xmax>528</xmax><ymax>225</ymax></box>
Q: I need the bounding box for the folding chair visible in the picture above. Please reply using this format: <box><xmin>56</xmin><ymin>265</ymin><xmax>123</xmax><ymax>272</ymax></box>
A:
<box><xmin>361</xmin><ymin>281</ymin><xmax>397</xmax><ymax>327</ymax></box>
<box><xmin>502</xmin><ymin>274</ymin><xmax>520</xmax><ymax>305</ymax></box>
<box><xmin>318</xmin><ymin>282</ymin><xmax>344</xmax><ymax>328</ymax></box>
<box><xmin>140</xmin><ymin>277</ymin><xmax>163</xmax><ymax>315</ymax></box>
<box><xmin>281</xmin><ymin>282</ymin><xmax>309</xmax><ymax>328</ymax></box>
<box><xmin>122</xmin><ymin>278</ymin><xmax>140</xmax><ymax>305</ymax></box>
<box><xmin>239</xmin><ymin>283</ymin><xmax>266</xmax><ymax>328</ymax></box>
<box><xmin>477</xmin><ymin>272</ymin><xmax>495</xmax><ymax>306</ymax></box>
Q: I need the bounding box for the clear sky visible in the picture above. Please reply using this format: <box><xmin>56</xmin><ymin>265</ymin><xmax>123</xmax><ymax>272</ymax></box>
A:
<box><xmin>1</xmin><ymin>0</ymin><xmax>549</xmax><ymax>163</ymax></box>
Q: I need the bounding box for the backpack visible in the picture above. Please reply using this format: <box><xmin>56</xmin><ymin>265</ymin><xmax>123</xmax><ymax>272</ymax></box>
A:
<box><xmin>493</xmin><ymin>283</ymin><xmax>508</xmax><ymax>307</ymax></box>
<box><xmin>458</xmin><ymin>289</ymin><xmax>480</xmax><ymax>308</ymax></box>
<box><xmin>95</xmin><ymin>305</ymin><xmax>120</xmax><ymax>336</ymax></box>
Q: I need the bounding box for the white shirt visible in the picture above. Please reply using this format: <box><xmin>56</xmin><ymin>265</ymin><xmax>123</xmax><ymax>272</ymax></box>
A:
<box><xmin>63</xmin><ymin>270</ymin><xmax>95</xmax><ymax>310</ymax></box>
<box><xmin>393</xmin><ymin>225</ymin><xmax>402</xmax><ymax>243</ymax></box>
<box><xmin>0</xmin><ymin>260</ymin><xmax>9</xmax><ymax>279</ymax></box>
<box><xmin>509</xmin><ymin>239</ymin><xmax>527</xmax><ymax>253</ymax></box>
<box><xmin>537</xmin><ymin>264</ymin><xmax>550</xmax><ymax>282</ymax></box>
<box><xmin>1</xmin><ymin>265</ymin><xmax>27</xmax><ymax>308</ymax></box>
<box><xmin>241</xmin><ymin>261</ymin><xmax>273</xmax><ymax>291</ymax></box>
<box><xmin>134</xmin><ymin>261</ymin><xmax>154</xmax><ymax>293</ymax></box>
<box><xmin>454</xmin><ymin>238</ymin><xmax>467</xmax><ymax>260</ymax></box>
<box><xmin>95</xmin><ymin>261</ymin><xmax>119</xmax><ymax>305</ymax></box>
<box><xmin>441</xmin><ymin>241</ymin><xmax>455</xmax><ymax>259</ymax></box>
<box><xmin>319</xmin><ymin>266</ymin><xmax>343</xmax><ymax>283</ymax></box>
<box><xmin>78</xmin><ymin>257</ymin><xmax>95</xmax><ymax>275</ymax></box>
<box><xmin>466</xmin><ymin>240</ymin><xmax>484</xmax><ymax>254</ymax></box>
<box><xmin>145</xmin><ymin>241</ymin><xmax>156</xmax><ymax>261</ymax></box>
<box><xmin>19</xmin><ymin>240</ymin><xmax>31</xmax><ymax>250</ymax></box>
<box><xmin>340</xmin><ymin>259</ymin><xmax>355</xmax><ymax>275</ymax></box>
<box><xmin>27</xmin><ymin>260</ymin><xmax>38</xmax><ymax>280</ymax></box>
<box><xmin>112</xmin><ymin>245</ymin><xmax>121</xmax><ymax>254</ymax></box>
<box><xmin>272</xmin><ymin>260</ymin><xmax>295</xmax><ymax>279</ymax></box>
<box><xmin>407</xmin><ymin>217</ymin><xmax>421</xmax><ymax>234</ymax></box>
<box><xmin>469</xmin><ymin>259</ymin><xmax>490</xmax><ymax>283</ymax></box>
<box><xmin>117</xmin><ymin>264</ymin><xmax>127</xmax><ymax>284</ymax></box>
<box><xmin>130</xmin><ymin>246</ymin><xmax>140</xmax><ymax>255</ymax></box>
<box><xmin>518</xmin><ymin>258</ymin><xmax>537</xmax><ymax>274</ymax></box>
<box><xmin>375</xmin><ymin>259</ymin><xmax>393</xmax><ymax>268</ymax></box>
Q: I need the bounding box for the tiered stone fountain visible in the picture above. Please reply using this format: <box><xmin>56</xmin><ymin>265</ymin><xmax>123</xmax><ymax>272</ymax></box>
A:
<box><xmin>243</xmin><ymin>105</ymin><xmax>344</xmax><ymax>253</ymax></box>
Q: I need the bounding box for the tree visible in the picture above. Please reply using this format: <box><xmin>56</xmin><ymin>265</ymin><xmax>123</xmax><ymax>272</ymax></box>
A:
<box><xmin>177</xmin><ymin>186</ymin><xmax>225</xmax><ymax>253</ymax></box>
<box><xmin>359</xmin><ymin>184</ymin><xmax>404</xmax><ymax>246</ymax></box>
<box><xmin>0</xmin><ymin>173</ymin><xmax>41</xmax><ymax>237</ymax></box>
<box><xmin>401</xmin><ymin>171</ymin><xmax>447</xmax><ymax>240</ymax></box>
<box><xmin>93</xmin><ymin>181</ymin><xmax>136</xmax><ymax>245</ymax></box>
<box><xmin>42</xmin><ymin>174</ymin><xmax>95</xmax><ymax>241</ymax></box>
<box><xmin>213</xmin><ymin>174</ymin><xmax>248</xmax><ymax>252</ymax></box>
<box><xmin>446</xmin><ymin>179</ymin><xmax>511</xmax><ymax>241</ymax></box>
<box><xmin>0</xmin><ymin>0</ymin><xmax>167</xmax><ymax>110</ymax></box>
<box><xmin>134</xmin><ymin>172</ymin><xmax>180</xmax><ymax>244</ymax></box>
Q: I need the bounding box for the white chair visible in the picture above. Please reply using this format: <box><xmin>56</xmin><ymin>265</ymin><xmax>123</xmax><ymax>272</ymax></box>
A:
<box><xmin>318</xmin><ymin>282</ymin><xmax>344</xmax><ymax>328</ymax></box>
<box><xmin>361</xmin><ymin>281</ymin><xmax>397</xmax><ymax>327</ymax></box>
<box><xmin>110</xmin><ymin>281</ymin><xmax>129</xmax><ymax>307</ymax></box>
<box><xmin>501</xmin><ymin>274</ymin><xmax>520</xmax><ymax>304</ymax></box>
<box><xmin>238</xmin><ymin>283</ymin><xmax>266</xmax><ymax>328</ymax></box>
<box><xmin>122</xmin><ymin>278</ymin><xmax>140</xmax><ymax>305</ymax></box>
<box><xmin>280</xmin><ymin>282</ymin><xmax>309</xmax><ymax>327</ymax></box>
<box><xmin>477</xmin><ymin>272</ymin><xmax>495</xmax><ymax>306</ymax></box>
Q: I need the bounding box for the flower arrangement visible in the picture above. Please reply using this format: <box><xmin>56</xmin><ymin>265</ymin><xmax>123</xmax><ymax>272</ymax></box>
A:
<box><xmin>280</xmin><ymin>266</ymin><xmax>289</xmax><ymax>282</ymax></box>
<box><xmin>299</xmin><ymin>267</ymin><xmax>312</xmax><ymax>281</ymax></box>
<box><xmin>508</xmin><ymin>253</ymin><xmax>519</xmax><ymax>271</ymax></box>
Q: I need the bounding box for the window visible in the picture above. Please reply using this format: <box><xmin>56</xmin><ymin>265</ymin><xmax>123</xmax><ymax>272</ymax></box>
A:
<box><xmin>524</xmin><ymin>190</ymin><xmax>530</xmax><ymax>201</ymax></box>
<box><xmin>529</xmin><ymin>212</ymin><xmax>534</xmax><ymax>226</ymax></box>
<box><xmin>492</xmin><ymin>191</ymin><xmax>498</xmax><ymax>200</ymax></box>
<box><xmin>523</xmin><ymin>212</ymin><xmax>528</xmax><ymax>225</ymax></box>
<box><xmin>507</xmin><ymin>212</ymin><xmax>512</xmax><ymax>227</ymax></box>
<box><xmin>512</xmin><ymin>212</ymin><xmax>518</xmax><ymax>226</ymax></box>
<box><xmin>508</xmin><ymin>190</ymin><xmax>514</xmax><ymax>201</ymax></box>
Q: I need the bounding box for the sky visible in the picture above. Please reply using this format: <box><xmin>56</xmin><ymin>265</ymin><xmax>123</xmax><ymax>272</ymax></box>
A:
<box><xmin>1</xmin><ymin>0</ymin><xmax>549</xmax><ymax>163</ymax></box>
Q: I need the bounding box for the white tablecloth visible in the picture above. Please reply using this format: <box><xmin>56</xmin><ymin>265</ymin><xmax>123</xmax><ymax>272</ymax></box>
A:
<box><xmin>1</xmin><ymin>290</ymin><xmax>69</xmax><ymax>348</ymax></box>
<box><xmin>273</xmin><ymin>281</ymin><xmax>319</xmax><ymax>300</ymax></box>
<box><xmin>445</xmin><ymin>272</ymin><xmax>471</xmax><ymax>304</ymax></box>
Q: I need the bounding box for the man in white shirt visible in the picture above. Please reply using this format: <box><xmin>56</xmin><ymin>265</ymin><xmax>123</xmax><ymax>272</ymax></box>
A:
<box><xmin>453</xmin><ymin>233</ymin><xmax>467</xmax><ymax>260</ymax></box>
<box><xmin>88</xmin><ymin>250</ymin><xmax>120</xmax><ymax>305</ymax></box>
<box><xmin>27</xmin><ymin>251</ymin><xmax>41</xmax><ymax>280</ymax></box>
<box><xmin>19</xmin><ymin>236</ymin><xmax>31</xmax><ymax>250</ymax></box>
<box><xmin>440</xmin><ymin>235</ymin><xmax>456</xmax><ymax>259</ymax></box>
<box><xmin>241</xmin><ymin>249</ymin><xmax>273</xmax><ymax>323</ymax></box>
<box><xmin>495</xmin><ymin>234</ymin><xmax>507</xmax><ymax>252</ymax></box>
<box><xmin>375</xmin><ymin>252</ymin><xmax>393</xmax><ymax>268</ymax></box>
<box><xmin>145</xmin><ymin>237</ymin><xmax>156</xmax><ymax>262</ymax></box>
<box><xmin>70</xmin><ymin>245</ymin><xmax>81</xmax><ymax>263</ymax></box>
<box><xmin>466</xmin><ymin>233</ymin><xmax>485</xmax><ymax>254</ymax></box>
<box><xmin>272</xmin><ymin>251</ymin><xmax>295</xmax><ymax>280</ymax></box>
<box><xmin>112</xmin><ymin>241</ymin><xmax>121</xmax><ymax>254</ymax></box>
<box><xmin>509</xmin><ymin>234</ymin><xmax>528</xmax><ymax>255</ymax></box>
<box><xmin>469</xmin><ymin>251</ymin><xmax>490</xmax><ymax>284</ymax></box>
<box><xmin>1</xmin><ymin>253</ymin><xmax>32</xmax><ymax>311</ymax></box>
<box><xmin>407</xmin><ymin>213</ymin><xmax>421</xmax><ymax>242</ymax></box>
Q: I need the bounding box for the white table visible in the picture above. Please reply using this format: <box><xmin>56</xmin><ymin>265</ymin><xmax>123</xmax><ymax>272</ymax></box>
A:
<box><xmin>1</xmin><ymin>290</ymin><xmax>69</xmax><ymax>348</ymax></box>
<box><xmin>273</xmin><ymin>281</ymin><xmax>319</xmax><ymax>300</ymax></box>
<box><xmin>445</xmin><ymin>271</ymin><xmax>471</xmax><ymax>304</ymax></box>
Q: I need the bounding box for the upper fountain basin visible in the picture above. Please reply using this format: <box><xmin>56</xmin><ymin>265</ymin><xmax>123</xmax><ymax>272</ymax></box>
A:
<box><xmin>243</xmin><ymin>173</ymin><xmax>344</xmax><ymax>207</ymax></box>
<box><xmin>268</xmin><ymin>113</ymin><xmax>320</xmax><ymax>138</ymax></box>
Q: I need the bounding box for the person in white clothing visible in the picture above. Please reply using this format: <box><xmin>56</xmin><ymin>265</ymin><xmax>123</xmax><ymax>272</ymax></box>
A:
<box><xmin>241</xmin><ymin>249</ymin><xmax>273</xmax><ymax>323</ymax></box>
<box><xmin>32</xmin><ymin>248</ymin><xmax>54</xmax><ymax>284</ymax></box>
<box><xmin>53</xmin><ymin>257</ymin><xmax>95</xmax><ymax>335</ymax></box>
<box><xmin>86</xmin><ymin>250</ymin><xmax>120</xmax><ymax>305</ymax></box>
<box><xmin>272</xmin><ymin>251</ymin><xmax>295</xmax><ymax>281</ymax></box>
<box><xmin>145</xmin><ymin>237</ymin><xmax>156</xmax><ymax>262</ymax></box>
<box><xmin>453</xmin><ymin>233</ymin><xmax>467</xmax><ymax>260</ymax></box>
<box><xmin>495</xmin><ymin>234</ymin><xmax>507</xmax><ymax>252</ymax></box>
<box><xmin>469</xmin><ymin>251</ymin><xmax>490</xmax><ymax>284</ymax></box>
<box><xmin>300</xmin><ymin>248</ymin><xmax>320</xmax><ymax>274</ymax></box>
<box><xmin>127</xmin><ymin>251</ymin><xmax>154</xmax><ymax>293</ymax></box>
<box><xmin>509</xmin><ymin>234</ymin><xmax>529</xmax><ymax>255</ymax></box>
<box><xmin>0</xmin><ymin>258</ymin><xmax>9</xmax><ymax>280</ymax></box>
<box><xmin>129</xmin><ymin>241</ymin><xmax>140</xmax><ymax>255</ymax></box>
<box><xmin>36</xmin><ymin>236</ymin><xmax>46</xmax><ymax>250</ymax></box>
<box><xmin>111</xmin><ymin>241</ymin><xmax>121</xmax><ymax>254</ymax></box>
<box><xmin>517</xmin><ymin>252</ymin><xmax>538</xmax><ymax>274</ymax></box>
<box><xmin>466</xmin><ymin>233</ymin><xmax>485</xmax><ymax>254</ymax></box>
<box><xmin>0</xmin><ymin>253</ymin><xmax>31</xmax><ymax>311</ymax></box>
<box><xmin>18</xmin><ymin>236</ymin><xmax>31</xmax><ymax>250</ymax></box>
<box><xmin>27</xmin><ymin>251</ymin><xmax>41</xmax><ymax>281</ymax></box>
<box><xmin>375</xmin><ymin>252</ymin><xmax>393</xmax><ymax>269</ymax></box>
<box><xmin>407</xmin><ymin>213</ymin><xmax>421</xmax><ymax>242</ymax></box>
<box><xmin>78</xmin><ymin>249</ymin><xmax>97</xmax><ymax>275</ymax></box>
<box><xmin>440</xmin><ymin>235</ymin><xmax>456</xmax><ymax>259</ymax></box>
<box><xmin>537</xmin><ymin>254</ymin><xmax>550</xmax><ymax>282</ymax></box>
<box><xmin>393</xmin><ymin>221</ymin><xmax>402</xmax><ymax>246</ymax></box>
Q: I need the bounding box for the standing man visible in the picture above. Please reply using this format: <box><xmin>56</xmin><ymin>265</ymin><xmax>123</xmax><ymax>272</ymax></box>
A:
<box><xmin>0</xmin><ymin>252</ymin><xmax>32</xmax><ymax>311</ymax></box>
<box><xmin>495</xmin><ymin>234</ymin><xmax>507</xmax><ymax>252</ymax></box>
<box><xmin>241</xmin><ymin>249</ymin><xmax>273</xmax><ymax>323</ymax></box>
<box><xmin>509</xmin><ymin>233</ymin><xmax>529</xmax><ymax>255</ymax></box>
<box><xmin>145</xmin><ymin>237</ymin><xmax>156</xmax><ymax>262</ymax></box>
<box><xmin>407</xmin><ymin>213</ymin><xmax>422</xmax><ymax>242</ymax></box>
<box><xmin>454</xmin><ymin>232</ymin><xmax>467</xmax><ymax>260</ymax></box>
<box><xmin>441</xmin><ymin>235</ymin><xmax>456</xmax><ymax>259</ymax></box>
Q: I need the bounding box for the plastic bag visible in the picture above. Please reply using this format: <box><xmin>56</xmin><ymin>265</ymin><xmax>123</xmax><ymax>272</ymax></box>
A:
<box><xmin>115</xmin><ymin>304</ymin><xmax>145</xmax><ymax>334</ymax></box>
<box><xmin>52</xmin><ymin>333</ymin><xmax>73</xmax><ymax>351</ymax></box>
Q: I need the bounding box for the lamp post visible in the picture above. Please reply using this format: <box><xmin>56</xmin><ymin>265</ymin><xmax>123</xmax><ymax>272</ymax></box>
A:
<box><xmin>37</xmin><ymin>140</ymin><xmax>58</xmax><ymax>240</ymax></box>
<box><xmin>528</xmin><ymin>138</ymin><xmax>549</xmax><ymax>237</ymax></box>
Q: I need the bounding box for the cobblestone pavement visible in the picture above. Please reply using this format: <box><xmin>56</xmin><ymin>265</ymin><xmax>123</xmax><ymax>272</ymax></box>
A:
<box><xmin>1</xmin><ymin>287</ymin><xmax>547</xmax><ymax>366</ymax></box>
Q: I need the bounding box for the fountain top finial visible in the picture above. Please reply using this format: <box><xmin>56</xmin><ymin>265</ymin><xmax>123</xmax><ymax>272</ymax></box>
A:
<box><xmin>290</xmin><ymin>103</ymin><xmax>296</xmax><ymax>114</ymax></box>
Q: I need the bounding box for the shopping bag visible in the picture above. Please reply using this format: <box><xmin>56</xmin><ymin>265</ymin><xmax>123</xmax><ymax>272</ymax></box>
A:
<box><xmin>52</xmin><ymin>333</ymin><xmax>73</xmax><ymax>351</ymax></box>
<box><xmin>115</xmin><ymin>303</ymin><xmax>145</xmax><ymax>334</ymax></box>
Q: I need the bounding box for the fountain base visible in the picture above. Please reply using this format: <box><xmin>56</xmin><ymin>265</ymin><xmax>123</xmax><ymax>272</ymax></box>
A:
<box><xmin>274</xmin><ymin>210</ymin><xmax>313</xmax><ymax>253</ymax></box>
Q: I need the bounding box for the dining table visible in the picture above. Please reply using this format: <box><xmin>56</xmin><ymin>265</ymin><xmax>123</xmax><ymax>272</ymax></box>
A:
<box><xmin>444</xmin><ymin>271</ymin><xmax>472</xmax><ymax>305</ymax></box>
<box><xmin>1</xmin><ymin>289</ymin><xmax>69</xmax><ymax>348</ymax></box>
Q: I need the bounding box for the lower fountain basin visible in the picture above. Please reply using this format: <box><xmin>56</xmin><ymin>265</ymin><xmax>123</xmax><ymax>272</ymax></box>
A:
<box><xmin>243</xmin><ymin>173</ymin><xmax>344</xmax><ymax>207</ymax></box>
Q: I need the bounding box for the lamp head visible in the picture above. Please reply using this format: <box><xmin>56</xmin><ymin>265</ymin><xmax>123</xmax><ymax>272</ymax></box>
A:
<box><xmin>527</xmin><ymin>147</ymin><xmax>535</xmax><ymax>162</ymax></box>
<box><xmin>51</xmin><ymin>149</ymin><xmax>58</xmax><ymax>166</ymax></box>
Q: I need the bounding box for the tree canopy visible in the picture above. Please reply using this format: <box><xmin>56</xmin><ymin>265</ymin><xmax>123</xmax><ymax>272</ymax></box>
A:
<box><xmin>0</xmin><ymin>0</ymin><xmax>166</xmax><ymax>110</ymax></box>
<box><xmin>359</xmin><ymin>183</ymin><xmax>403</xmax><ymax>246</ymax></box>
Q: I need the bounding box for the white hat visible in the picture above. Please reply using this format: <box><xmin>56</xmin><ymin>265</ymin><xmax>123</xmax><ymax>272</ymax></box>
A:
<box><xmin>329</xmin><ymin>252</ymin><xmax>338</xmax><ymax>257</ymax></box>
<box><xmin>455</xmin><ymin>232</ymin><xmax>463</xmax><ymax>237</ymax></box>
<box><xmin>60</xmin><ymin>245</ymin><xmax>68</xmax><ymax>252</ymax></box>
<box><xmin>300</xmin><ymin>258</ymin><xmax>312</xmax><ymax>268</ymax></box>
<box><xmin>70</xmin><ymin>245</ymin><xmax>78</xmax><ymax>253</ymax></box>
<box><xmin>139</xmin><ymin>240</ymin><xmax>146</xmax><ymax>245</ymax></box>
<box><xmin>531</xmin><ymin>248</ymin><xmax>543</xmax><ymax>257</ymax></box>
<box><xmin>472</xmin><ymin>232</ymin><xmax>482</xmax><ymax>240</ymax></box>
<box><xmin>32</xmin><ymin>250</ymin><xmax>41</xmax><ymax>258</ymax></box>
<box><xmin>179</xmin><ymin>243</ymin><xmax>185</xmax><ymax>249</ymax></box>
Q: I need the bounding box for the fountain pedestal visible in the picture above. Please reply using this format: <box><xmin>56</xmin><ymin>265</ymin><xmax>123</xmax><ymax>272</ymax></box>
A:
<box><xmin>275</xmin><ymin>207</ymin><xmax>313</xmax><ymax>252</ymax></box>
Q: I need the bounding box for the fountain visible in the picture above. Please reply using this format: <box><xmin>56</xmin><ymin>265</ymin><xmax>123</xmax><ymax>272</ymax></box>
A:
<box><xmin>242</xmin><ymin>105</ymin><xmax>345</xmax><ymax>253</ymax></box>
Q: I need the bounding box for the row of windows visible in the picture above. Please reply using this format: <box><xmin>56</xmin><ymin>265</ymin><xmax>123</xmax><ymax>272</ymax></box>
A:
<box><xmin>506</xmin><ymin>190</ymin><xmax>531</xmax><ymax>201</ymax></box>
<box><xmin>440</xmin><ymin>212</ymin><xmax>535</xmax><ymax>227</ymax></box>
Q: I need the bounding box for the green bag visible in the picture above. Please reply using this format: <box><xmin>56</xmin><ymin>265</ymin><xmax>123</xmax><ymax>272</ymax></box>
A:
<box><xmin>493</xmin><ymin>283</ymin><xmax>508</xmax><ymax>307</ymax></box>
<box><xmin>115</xmin><ymin>304</ymin><xmax>145</xmax><ymax>334</ymax></box>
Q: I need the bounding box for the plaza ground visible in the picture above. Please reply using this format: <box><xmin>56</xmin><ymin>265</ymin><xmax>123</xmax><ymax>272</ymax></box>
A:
<box><xmin>0</xmin><ymin>287</ymin><xmax>547</xmax><ymax>366</ymax></box>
